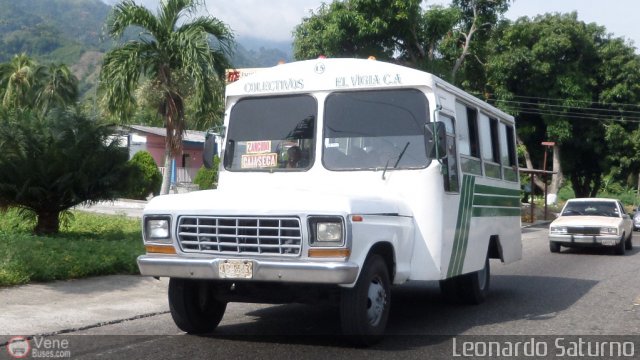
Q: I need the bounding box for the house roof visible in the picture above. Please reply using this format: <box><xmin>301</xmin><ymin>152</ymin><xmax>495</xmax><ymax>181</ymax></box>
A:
<box><xmin>127</xmin><ymin>125</ymin><xmax>206</xmax><ymax>143</ymax></box>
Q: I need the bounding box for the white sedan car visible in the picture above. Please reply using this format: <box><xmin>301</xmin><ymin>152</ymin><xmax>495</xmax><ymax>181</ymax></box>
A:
<box><xmin>549</xmin><ymin>198</ymin><xmax>633</xmax><ymax>255</ymax></box>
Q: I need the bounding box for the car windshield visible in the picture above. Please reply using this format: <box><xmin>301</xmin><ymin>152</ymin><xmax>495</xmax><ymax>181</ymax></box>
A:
<box><xmin>561</xmin><ymin>201</ymin><xmax>620</xmax><ymax>217</ymax></box>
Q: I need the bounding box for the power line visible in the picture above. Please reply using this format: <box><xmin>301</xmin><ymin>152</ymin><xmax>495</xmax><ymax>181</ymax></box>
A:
<box><xmin>492</xmin><ymin>99</ymin><xmax>640</xmax><ymax>117</ymax></box>
<box><xmin>512</xmin><ymin>109</ymin><xmax>640</xmax><ymax>123</ymax></box>
<box><xmin>480</xmin><ymin>92</ymin><xmax>640</xmax><ymax>109</ymax></box>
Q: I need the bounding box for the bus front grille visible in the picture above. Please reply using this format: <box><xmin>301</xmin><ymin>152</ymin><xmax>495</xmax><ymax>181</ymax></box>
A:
<box><xmin>177</xmin><ymin>216</ymin><xmax>302</xmax><ymax>256</ymax></box>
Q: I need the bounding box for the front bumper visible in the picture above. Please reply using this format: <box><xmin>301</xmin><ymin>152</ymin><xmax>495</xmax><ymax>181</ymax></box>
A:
<box><xmin>549</xmin><ymin>234</ymin><xmax>621</xmax><ymax>246</ymax></box>
<box><xmin>137</xmin><ymin>255</ymin><xmax>359</xmax><ymax>284</ymax></box>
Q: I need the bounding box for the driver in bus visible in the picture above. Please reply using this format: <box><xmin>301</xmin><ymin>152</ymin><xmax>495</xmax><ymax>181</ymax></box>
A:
<box><xmin>286</xmin><ymin>145</ymin><xmax>308</xmax><ymax>168</ymax></box>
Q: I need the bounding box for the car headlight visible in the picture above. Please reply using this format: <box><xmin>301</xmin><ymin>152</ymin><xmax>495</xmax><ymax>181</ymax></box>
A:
<box><xmin>600</xmin><ymin>227</ymin><xmax>618</xmax><ymax>235</ymax></box>
<box><xmin>144</xmin><ymin>216</ymin><xmax>171</xmax><ymax>242</ymax></box>
<box><xmin>309</xmin><ymin>217</ymin><xmax>344</xmax><ymax>247</ymax></box>
<box><xmin>550</xmin><ymin>226</ymin><xmax>568</xmax><ymax>234</ymax></box>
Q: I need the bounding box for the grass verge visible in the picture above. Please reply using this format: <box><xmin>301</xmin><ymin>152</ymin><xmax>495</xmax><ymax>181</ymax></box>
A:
<box><xmin>0</xmin><ymin>209</ymin><xmax>144</xmax><ymax>287</ymax></box>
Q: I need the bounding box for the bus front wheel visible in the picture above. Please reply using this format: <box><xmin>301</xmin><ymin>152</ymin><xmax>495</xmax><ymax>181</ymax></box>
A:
<box><xmin>168</xmin><ymin>278</ymin><xmax>227</xmax><ymax>334</ymax></box>
<box><xmin>340</xmin><ymin>254</ymin><xmax>391</xmax><ymax>346</ymax></box>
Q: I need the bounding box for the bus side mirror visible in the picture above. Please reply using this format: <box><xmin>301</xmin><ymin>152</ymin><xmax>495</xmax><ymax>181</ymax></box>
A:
<box><xmin>425</xmin><ymin>121</ymin><xmax>446</xmax><ymax>160</ymax></box>
<box><xmin>203</xmin><ymin>132</ymin><xmax>218</xmax><ymax>169</ymax></box>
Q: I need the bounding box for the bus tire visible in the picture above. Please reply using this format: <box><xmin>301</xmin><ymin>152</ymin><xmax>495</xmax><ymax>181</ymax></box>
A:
<box><xmin>440</xmin><ymin>256</ymin><xmax>490</xmax><ymax>305</ymax></box>
<box><xmin>168</xmin><ymin>278</ymin><xmax>227</xmax><ymax>334</ymax></box>
<box><xmin>340</xmin><ymin>254</ymin><xmax>391</xmax><ymax>346</ymax></box>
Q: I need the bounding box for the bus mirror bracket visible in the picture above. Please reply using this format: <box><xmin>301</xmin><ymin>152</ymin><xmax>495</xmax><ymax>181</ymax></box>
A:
<box><xmin>425</xmin><ymin>121</ymin><xmax>446</xmax><ymax>161</ymax></box>
<box><xmin>203</xmin><ymin>128</ymin><xmax>223</xmax><ymax>169</ymax></box>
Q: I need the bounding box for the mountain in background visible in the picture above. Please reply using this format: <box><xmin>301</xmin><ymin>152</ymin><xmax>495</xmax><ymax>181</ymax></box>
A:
<box><xmin>0</xmin><ymin>0</ymin><xmax>293</xmax><ymax>97</ymax></box>
<box><xmin>232</xmin><ymin>36</ymin><xmax>293</xmax><ymax>67</ymax></box>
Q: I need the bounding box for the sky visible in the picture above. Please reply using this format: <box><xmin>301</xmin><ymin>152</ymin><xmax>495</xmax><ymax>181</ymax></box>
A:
<box><xmin>130</xmin><ymin>0</ymin><xmax>640</xmax><ymax>49</ymax></box>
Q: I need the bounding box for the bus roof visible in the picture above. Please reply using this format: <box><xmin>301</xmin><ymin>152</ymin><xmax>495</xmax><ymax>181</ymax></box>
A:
<box><xmin>225</xmin><ymin>58</ymin><xmax>513</xmax><ymax>122</ymax></box>
<box><xmin>225</xmin><ymin>58</ymin><xmax>434</xmax><ymax>96</ymax></box>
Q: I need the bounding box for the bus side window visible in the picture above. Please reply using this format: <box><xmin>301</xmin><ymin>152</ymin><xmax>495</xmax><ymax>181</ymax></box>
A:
<box><xmin>439</xmin><ymin>115</ymin><xmax>459</xmax><ymax>192</ymax></box>
<box><xmin>455</xmin><ymin>101</ymin><xmax>481</xmax><ymax>175</ymax></box>
<box><xmin>500</xmin><ymin>122</ymin><xmax>518</xmax><ymax>182</ymax></box>
<box><xmin>479</xmin><ymin>113</ymin><xmax>501</xmax><ymax>179</ymax></box>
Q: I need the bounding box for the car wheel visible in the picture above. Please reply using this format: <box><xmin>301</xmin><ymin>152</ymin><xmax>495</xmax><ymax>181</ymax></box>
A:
<box><xmin>168</xmin><ymin>278</ymin><xmax>227</xmax><ymax>334</ymax></box>
<box><xmin>614</xmin><ymin>234</ymin><xmax>626</xmax><ymax>255</ymax></box>
<box><xmin>549</xmin><ymin>241</ymin><xmax>561</xmax><ymax>253</ymax></box>
<box><xmin>625</xmin><ymin>231</ymin><xmax>633</xmax><ymax>250</ymax></box>
<box><xmin>340</xmin><ymin>254</ymin><xmax>391</xmax><ymax>346</ymax></box>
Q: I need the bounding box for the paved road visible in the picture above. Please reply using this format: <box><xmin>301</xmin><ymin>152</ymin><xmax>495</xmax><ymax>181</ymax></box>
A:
<box><xmin>3</xmin><ymin>225</ymin><xmax>638</xmax><ymax>359</ymax></box>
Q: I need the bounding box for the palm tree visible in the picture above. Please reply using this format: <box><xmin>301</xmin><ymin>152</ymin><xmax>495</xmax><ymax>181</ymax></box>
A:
<box><xmin>0</xmin><ymin>55</ymin><xmax>78</xmax><ymax>113</ymax></box>
<box><xmin>0</xmin><ymin>53</ymin><xmax>45</xmax><ymax>109</ymax></box>
<box><xmin>99</xmin><ymin>0</ymin><xmax>233</xmax><ymax>194</ymax></box>
<box><xmin>36</xmin><ymin>63</ymin><xmax>79</xmax><ymax>115</ymax></box>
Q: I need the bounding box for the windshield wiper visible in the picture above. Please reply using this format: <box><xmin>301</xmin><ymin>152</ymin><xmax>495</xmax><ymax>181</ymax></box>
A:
<box><xmin>382</xmin><ymin>142</ymin><xmax>410</xmax><ymax>180</ymax></box>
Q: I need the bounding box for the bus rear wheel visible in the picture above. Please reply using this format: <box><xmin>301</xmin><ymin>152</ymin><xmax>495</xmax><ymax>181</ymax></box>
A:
<box><xmin>340</xmin><ymin>254</ymin><xmax>391</xmax><ymax>346</ymax></box>
<box><xmin>440</xmin><ymin>255</ymin><xmax>490</xmax><ymax>305</ymax></box>
<box><xmin>168</xmin><ymin>278</ymin><xmax>227</xmax><ymax>334</ymax></box>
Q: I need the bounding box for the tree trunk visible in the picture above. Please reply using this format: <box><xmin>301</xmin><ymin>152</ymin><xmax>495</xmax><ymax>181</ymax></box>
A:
<box><xmin>518</xmin><ymin>137</ymin><xmax>545</xmax><ymax>190</ymax></box>
<box><xmin>35</xmin><ymin>211</ymin><xmax>60</xmax><ymax>235</ymax></box>
<box><xmin>547</xmin><ymin>144</ymin><xmax>564</xmax><ymax>204</ymax></box>
<box><xmin>451</xmin><ymin>6</ymin><xmax>478</xmax><ymax>83</ymax></box>
<box><xmin>160</xmin><ymin>152</ymin><xmax>173</xmax><ymax>195</ymax></box>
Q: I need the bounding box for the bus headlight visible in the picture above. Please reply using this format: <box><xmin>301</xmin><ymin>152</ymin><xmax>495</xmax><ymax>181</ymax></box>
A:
<box><xmin>144</xmin><ymin>216</ymin><xmax>171</xmax><ymax>242</ymax></box>
<box><xmin>309</xmin><ymin>217</ymin><xmax>344</xmax><ymax>247</ymax></box>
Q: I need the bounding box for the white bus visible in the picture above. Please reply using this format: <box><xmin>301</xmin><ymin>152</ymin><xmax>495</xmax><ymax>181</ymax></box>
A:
<box><xmin>138</xmin><ymin>58</ymin><xmax>522</xmax><ymax>345</ymax></box>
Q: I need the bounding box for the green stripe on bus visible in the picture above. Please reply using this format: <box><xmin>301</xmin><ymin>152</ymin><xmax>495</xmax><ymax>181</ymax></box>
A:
<box><xmin>474</xmin><ymin>184</ymin><xmax>520</xmax><ymax>197</ymax></box>
<box><xmin>447</xmin><ymin>178</ymin><xmax>521</xmax><ymax>278</ymax></box>
<box><xmin>473</xmin><ymin>194</ymin><xmax>521</xmax><ymax>208</ymax></box>
<box><xmin>447</xmin><ymin>175</ymin><xmax>475</xmax><ymax>277</ymax></box>
<box><xmin>472</xmin><ymin>207</ymin><xmax>522</xmax><ymax>217</ymax></box>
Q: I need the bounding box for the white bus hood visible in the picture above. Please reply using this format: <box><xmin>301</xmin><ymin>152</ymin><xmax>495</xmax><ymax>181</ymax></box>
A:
<box><xmin>143</xmin><ymin>187</ymin><xmax>412</xmax><ymax>217</ymax></box>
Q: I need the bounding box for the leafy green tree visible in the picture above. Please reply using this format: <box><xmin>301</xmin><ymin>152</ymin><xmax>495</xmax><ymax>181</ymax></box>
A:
<box><xmin>99</xmin><ymin>0</ymin><xmax>233</xmax><ymax>194</ymax></box>
<box><xmin>294</xmin><ymin>0</ymin><xmax>424</xmax><ymax>61</ymax></box>
<box><xmin>292</xmin><ymin>0</ymin><xmax>509</xmax><ymax>82</ymax></box>
<box><xmin>0</xmin><ymin>109</ymin><xmax>131</xmax><ymax>235</ymax></box>
<box><xmin>293</xmin><ymin>0</ymin><xmax>430</xmax><ymax>63</ymax></box>
<box><xmin>124</xmin><ymin>150</ymin><xmax>162</xmax><ymax>200</ymax></box>
<box><xmin>447</xmin><ymin>0</ymin><xmax>510</xmax><ymax>83</ymax></box>
<box><xmin>485</xmin><ymin>13</ymin><xmax>640</xmax><ymax>198</ymax></box>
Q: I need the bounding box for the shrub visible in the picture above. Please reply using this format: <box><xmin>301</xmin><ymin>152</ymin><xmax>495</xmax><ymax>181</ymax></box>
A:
<box><xmin>124</xmin><ymin>151</ymin><xmax>162</xmax><ymax>200</ymax></box>
<box><xmin>0</xmin><ymin>108</ymin><xmax>131</xmax><ymax>235</ymax></box>
<box><xmin>193</xmin><ymin>156</ymin><xmax>220</xmax><ymax>190</ymax></box>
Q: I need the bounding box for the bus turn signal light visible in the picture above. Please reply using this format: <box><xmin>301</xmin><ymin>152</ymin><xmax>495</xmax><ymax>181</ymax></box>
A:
<box><xmin>145</xmin><ymin>245</ymin><xmax>177</xmax><ymax>254</ymax></box>
<box><xmin>308</xmin><ymin>248</ymin><xmax>351</xmax><ymax>258</ymax></box>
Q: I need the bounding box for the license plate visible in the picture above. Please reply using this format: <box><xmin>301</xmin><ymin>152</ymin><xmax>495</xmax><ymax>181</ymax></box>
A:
<box><xmin>601</xmin><ymin>240</ymin><xmax>616</xmax><ymax>246</ymax></box>
<box><xmin>219</xmin><ymin>259</ymin><xmax>253</xmax><ymax>279</ymax></box>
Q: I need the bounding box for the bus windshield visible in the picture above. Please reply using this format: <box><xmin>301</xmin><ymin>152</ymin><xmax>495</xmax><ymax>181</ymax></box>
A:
<box><xmin>323</xmin><ymin>89</ymin><xmax>430</xmax><ymax>170</ymax></box>
<box><xmin>224</xmin><ymin>95</ymin><xmax>316</xmax><ymax>171</ymax></box>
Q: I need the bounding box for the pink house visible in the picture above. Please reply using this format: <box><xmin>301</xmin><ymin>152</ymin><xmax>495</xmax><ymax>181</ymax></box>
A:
<box><xmin>123</xmin><ymin>125</ymin><xmax>206</xmax><ymax>183</ymax></box>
